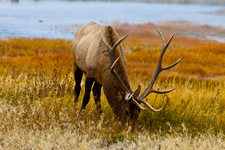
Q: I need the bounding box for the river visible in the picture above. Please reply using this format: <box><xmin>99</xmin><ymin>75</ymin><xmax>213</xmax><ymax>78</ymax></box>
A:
<box><xmin>0</xmin><ymin>1</ymin><xmax>224</xmax><ymax>39</ymax></box>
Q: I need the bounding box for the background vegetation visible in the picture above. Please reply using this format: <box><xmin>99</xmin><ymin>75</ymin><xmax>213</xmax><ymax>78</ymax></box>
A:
<box><xmin>1</xmin><ymin>23</ymin><xmax>225</xmax><ymax>149</ymax></box>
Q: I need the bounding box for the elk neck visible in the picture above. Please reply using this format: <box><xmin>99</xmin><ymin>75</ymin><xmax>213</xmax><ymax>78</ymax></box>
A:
<box><xmin>101</xmin><ymin>26</ymin><xmax>133</xmax><ymax>102</ymax></box>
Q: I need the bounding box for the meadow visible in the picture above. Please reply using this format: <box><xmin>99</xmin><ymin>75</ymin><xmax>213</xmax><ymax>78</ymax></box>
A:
<box><xmin>1</xmin><ymin>23</ymin><xmax>225</xmax><ymax>149</ymax></box>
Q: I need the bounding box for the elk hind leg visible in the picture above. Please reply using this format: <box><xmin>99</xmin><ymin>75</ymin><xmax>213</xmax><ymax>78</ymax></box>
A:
<box><xmin>92</xmin><ymin>81</ymin><xmax>102</xmax><ymax>114</ymax></box>
<box><xmin>74</xmin><ymin>64</ymin><xmax>83</xmax><ymax>104</ymax></box>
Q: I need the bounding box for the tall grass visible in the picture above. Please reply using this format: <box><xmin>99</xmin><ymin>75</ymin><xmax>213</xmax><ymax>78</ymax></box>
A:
<box><xmin>1</xmin><ymin>63</ymin><xmax>224</xmax><ymax>149</ymax></box>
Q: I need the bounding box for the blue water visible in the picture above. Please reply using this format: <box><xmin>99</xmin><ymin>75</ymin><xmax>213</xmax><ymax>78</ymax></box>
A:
<box><xmin>0</xmin><ymin>1</ymin><xmax>224</xmax><ymax>39</ymax></box>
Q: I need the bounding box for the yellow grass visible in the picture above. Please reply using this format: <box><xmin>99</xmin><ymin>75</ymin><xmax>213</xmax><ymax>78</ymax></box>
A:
<box><xmin>1</xmin><ymin>23</ymin><xmax>225</xmax><ymax>149</ymax></box>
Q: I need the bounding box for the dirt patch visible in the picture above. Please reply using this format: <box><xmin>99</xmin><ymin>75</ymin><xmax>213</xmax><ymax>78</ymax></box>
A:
<box><xmin>157</xmin><ymin>20</ymin><xmax>225</xmax><ymax>43</ymax></box>
<box><xmin>208</xmin><ymin>8</ymin><xmax>225</xmax><ymax>15</ymax></box>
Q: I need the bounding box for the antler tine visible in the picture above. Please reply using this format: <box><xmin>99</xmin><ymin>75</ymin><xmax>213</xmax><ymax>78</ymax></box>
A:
<box><xmin>163</xmin><ymin>57</ymin><xmax>183</xmax><ymax>70</ymax></box>
<box><xmin>152</xmin><ymin>87</ymin><xmax>176</xmax><ymax>94</ymax></box>
<box><xmin>111</xmin><ymin>35</ymin><xmax>128</xmax><ymax>52</ymax></box>
<box><xmin>111</xmin><ymin>57</ymin><xmax>129</xmax><ymax>92</ymax></box>
<box><xmin>101</xmin><ymin>29</ymin><xmax>111</xmax><ymax>51</ymax></box>
<box><xmin>137</xmin><ymin>30</ymin><xmax>182</xmax><ymax>111</ymax></box>
<box><xmin>110</xmin><ymin>57</ymin><xmax>120</xmax><ymax>71</ymax></box>
<box><xmin>101</xmin><ymin>29</ymin><xmax>128</xmax><ymax>54</ymax></box>
<box><xmin>156</xmin><ymin>29</ymin><xmax>165</xmax><ymax>45</ymax></box>
<box><xmin>139</xmin><ymin>99</ymin><xmax>162</xmax><ymax>112</ymax></box>
<box><xmin>156</xmin><ymin>29</ymin><xmax>174</xmax><ymax>50</ymax></box>
<box><xmin>132</xmin><ymin>99</ymin><xmax>146</xmax><ymax>110</ymax></box>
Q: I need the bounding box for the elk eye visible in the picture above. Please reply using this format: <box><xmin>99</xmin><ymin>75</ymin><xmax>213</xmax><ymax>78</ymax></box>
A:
<box><xmin>125</xmin><ymin>110</ymin><xmax>129</xmax><ymax>116</ymax></box>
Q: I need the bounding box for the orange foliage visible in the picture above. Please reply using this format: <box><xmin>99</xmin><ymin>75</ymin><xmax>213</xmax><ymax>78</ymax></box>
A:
<box><xmin>0</xmin><ymin>51</ymin><xmax>73</xmax><ymax>77</ymax></box>
<box><xmin>0</xmin><ymin>24</ymin><xmax>225</xmax><ymax>82</ymax></box>
<box><xmin>0</xmin><ymin>38</ymin><xmax>71</xmax><ymax>57</ymax></box>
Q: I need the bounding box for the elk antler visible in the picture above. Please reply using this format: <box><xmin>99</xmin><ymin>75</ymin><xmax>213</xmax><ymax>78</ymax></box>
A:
<box><xmin>101</xmin><ymin>29</ymin><xmax>130</xmax><ymax>95</ymax></box>
<box><xmin>101</xmin><ymin>29</ymin><xmax>130</xmax><ymax>97</ymax></box>
<box><xmin>137</xmin><ymin>30</ymin><xmax>183</xmax><ymax>111</ymax></box>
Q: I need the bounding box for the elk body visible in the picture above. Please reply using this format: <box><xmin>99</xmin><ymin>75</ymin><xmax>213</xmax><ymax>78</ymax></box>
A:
<box><xmin>72</xmin><ymin>22</ymin><xmax>182</xmax><ymax>121</ymax></box>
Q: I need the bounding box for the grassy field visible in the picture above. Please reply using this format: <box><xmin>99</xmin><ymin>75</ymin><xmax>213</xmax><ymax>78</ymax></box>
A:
<box><xmin>1</xmin><ymin>23</ymin><xmax>225</xmax><ymax>149</ymax></box>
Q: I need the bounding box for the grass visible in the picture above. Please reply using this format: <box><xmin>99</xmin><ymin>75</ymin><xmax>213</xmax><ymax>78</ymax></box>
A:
<box><xmin>0</xmin><ymin>24</ymin><xmax>225</xmax><ymax>149</ymax></box>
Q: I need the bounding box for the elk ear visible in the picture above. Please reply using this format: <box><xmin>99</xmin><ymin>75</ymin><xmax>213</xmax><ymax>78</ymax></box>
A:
<box><xmin>134</xmin><ymin>85</ymin><xmax>141</xmax><ymax>97</ymax></box>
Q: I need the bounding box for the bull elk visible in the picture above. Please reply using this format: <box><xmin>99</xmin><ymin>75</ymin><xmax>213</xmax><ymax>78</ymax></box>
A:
<box><xmin>72</xmin><ymin>22</ymin><xmax>182</xmax><ymax>121</ymax></box>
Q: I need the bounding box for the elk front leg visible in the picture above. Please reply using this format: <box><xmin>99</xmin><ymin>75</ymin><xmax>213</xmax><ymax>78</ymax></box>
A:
<box><xmin>78</xmin><ymin>77</ymin><xmax>94</xmax><ymax>117</ymax></box>
<box><xmin>92</xmin><ymin>81</ymin><xmax>102</xmax><ymax>114</ymax></box>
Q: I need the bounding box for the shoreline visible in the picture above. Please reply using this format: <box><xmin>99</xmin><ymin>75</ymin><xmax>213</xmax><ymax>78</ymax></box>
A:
<box><xmin>113</xmin><ymin>20</ymin><xmax>225</xmax><ymax>43</ymax></box>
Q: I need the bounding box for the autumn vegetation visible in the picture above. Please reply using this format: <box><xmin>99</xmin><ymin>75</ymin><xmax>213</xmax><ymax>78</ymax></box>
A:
<box><xmin>1</xmin><ymin>23</ymin><xmax>225</xmax><ymax>149</ymax></box>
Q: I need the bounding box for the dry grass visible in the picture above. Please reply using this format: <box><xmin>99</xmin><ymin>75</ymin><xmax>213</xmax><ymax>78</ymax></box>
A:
<box><xmin>1</xmin><ymin>22</ymin><xmax>225</xmax><ymax>149</ymax></box>
<box><xmin>2</xmin><ymin>127</ymin><xmax>225</xmax><ymax>149</ymax></box>
<box><xmin>1</xmin><ymin>70</ymin><xmax>225</xmax><ymax>149</ymax></box>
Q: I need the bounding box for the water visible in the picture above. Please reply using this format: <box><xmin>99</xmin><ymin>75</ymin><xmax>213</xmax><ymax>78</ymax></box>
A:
<box><xmin>0</xmin><ymin>1</ymin><xmax>224</xmax><ymax>39</ymax></box>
